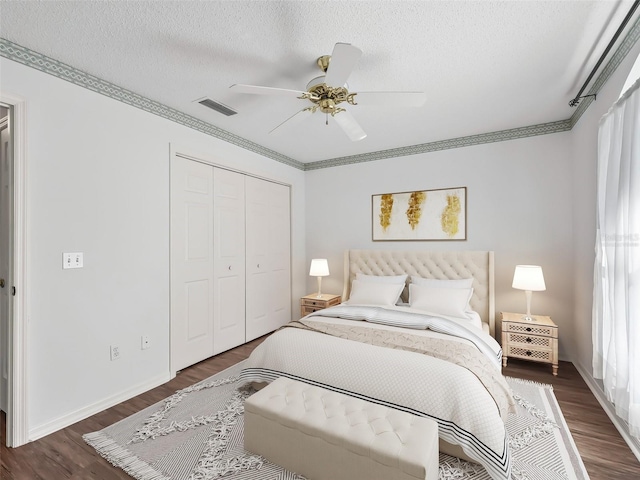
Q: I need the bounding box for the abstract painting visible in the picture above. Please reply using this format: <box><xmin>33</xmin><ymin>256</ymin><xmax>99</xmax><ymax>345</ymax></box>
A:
<box><xmin>372</xmin><ymin>187</ymin><xmax>467</xmax><ymax>241</ymax></box>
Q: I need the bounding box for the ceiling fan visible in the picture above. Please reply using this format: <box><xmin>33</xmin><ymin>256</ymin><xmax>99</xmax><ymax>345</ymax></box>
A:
<box><xmin>229</xmin><ymin>43</ymin><xmax>426</xmax><ymax>141</ymax></box>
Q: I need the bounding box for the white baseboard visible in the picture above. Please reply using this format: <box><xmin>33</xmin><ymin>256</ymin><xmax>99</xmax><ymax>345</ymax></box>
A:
<box><xmin>28</xmin><ymin>372</ymin><xmax>171</xmax><ymax>442</ymax></box>
<box><xmin>573</xmin><ymin>361</ymin><xmax>640</xmax><ymax>462</ymax></box>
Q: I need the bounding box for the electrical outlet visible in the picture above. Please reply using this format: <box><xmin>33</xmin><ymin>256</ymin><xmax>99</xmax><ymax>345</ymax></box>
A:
<box><xmin>110</xmin><ymin>345</ymin><xmax>120</xmax><ymax>361</ymax></box>
<box><xmin>141</xmin><ymin>335</ymin><xmax>150</xmax><ymax>350</ymax></box>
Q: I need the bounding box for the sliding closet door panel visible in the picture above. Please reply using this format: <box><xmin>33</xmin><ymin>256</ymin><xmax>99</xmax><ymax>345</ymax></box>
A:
<box><xmin>246</xmin><ymin>177</ymin><xmax>291</xmax><ymax>341</ymax></box>
<box><xmin>268</xmin><ymin>182</ymin><xmax>291</xmax><ymax>328</ymax></box>
<box><xmin>245</xmin><ymin>177</ymin><xmax>269</xmax><ymax>340</ymax></box>
<box><xmin>170</xmin><ymin>158</ymin><xmax>215</xmax><ymax>372</ymax></box>
<box><xmin>213</xmin><ymin>168</ymin><xmax>246</xmax><ymax>354</ymax></box>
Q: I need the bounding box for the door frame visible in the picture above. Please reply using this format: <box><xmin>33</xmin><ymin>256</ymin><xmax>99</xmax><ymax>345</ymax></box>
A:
<box><xmin>1</xmin><ymin>93</ymin><xmax>28</xmax><ymax>447</ymax></box>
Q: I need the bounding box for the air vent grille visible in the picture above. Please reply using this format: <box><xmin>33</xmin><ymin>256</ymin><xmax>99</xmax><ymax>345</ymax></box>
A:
<box><xmin>197</xmin><ymin>98</ymin><xmax>237</xmax><ymax>116</ymax></box>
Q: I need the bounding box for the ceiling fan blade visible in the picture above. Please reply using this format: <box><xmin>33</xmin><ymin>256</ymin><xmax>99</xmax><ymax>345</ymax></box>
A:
<box><xmin>324</xmin><ymin>43</ymin><xmax>362</xmax><ymax>87</ymax></box>
<box><xmin>333</xmin><ymin>110</ymin><xmax>367</xmax><ymax>141</ymax></box>
<box><xmin>352</xmin><ymin>91</ymin><xmax>427</xmax><ymax>107</ymax></box>
<box><xmin>269</xmin><ymin>108</ymin><xmax>314</xmax><ymax>135</ymax></box>
<box><xmin>230</xmin><ymin>84</ymin><xmax>308</xmax><ymax>97</ymax></box>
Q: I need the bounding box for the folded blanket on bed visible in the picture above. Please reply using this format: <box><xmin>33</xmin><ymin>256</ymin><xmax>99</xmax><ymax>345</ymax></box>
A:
<box><xmin>308</xmin><ymin>304</ymin><xmax>503</xmax><ymax>368</ymax></box>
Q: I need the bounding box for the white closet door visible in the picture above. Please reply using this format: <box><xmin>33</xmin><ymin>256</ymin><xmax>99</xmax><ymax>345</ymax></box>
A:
<box><xmin>268</xmin><ymin>182</ymin><xmax>292</xmax><ymax>329</ymax></box>
<box><xmin>246</xmin><ymin>177</ymin><xmax>291</xmax><ymax>341</ymax></box>
<box><xmin>170</xmin><ymin>157</ymin><xmax>215</xmax><ymax>372</ymax></box>
<box><xmin>213</xmin><ymin>168</ymin><xmax>246</xmax><ymax>354</ymax></box>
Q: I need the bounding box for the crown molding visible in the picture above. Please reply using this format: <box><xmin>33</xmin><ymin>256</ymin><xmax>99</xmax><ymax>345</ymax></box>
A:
<box><xmin>303</xmin><ymin>119</ymin><xmax>571</xmax><ymax>171</ymax></box>
<box><xmin>0</xmin><ymin>38</ymin><xmax>304</xmax><ymax>171</ymax></box>
<box><xmin>2</xmin><ymin>16</ymin><xmax>640</xmax><ymax>173</ymax></box>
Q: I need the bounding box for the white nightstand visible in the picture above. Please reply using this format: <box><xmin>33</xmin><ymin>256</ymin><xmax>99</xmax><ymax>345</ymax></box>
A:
<box><xmin>501</xmin><ymin>311</ymin><xmax>559</xmax><ymax>375</ymax></box>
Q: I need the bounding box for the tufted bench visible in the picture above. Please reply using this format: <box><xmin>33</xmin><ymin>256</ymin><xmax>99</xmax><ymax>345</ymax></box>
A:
<box><xmin>244</xmin><ymin>377</ymin><xmax>439</xmax><ymax>480</ymax></box>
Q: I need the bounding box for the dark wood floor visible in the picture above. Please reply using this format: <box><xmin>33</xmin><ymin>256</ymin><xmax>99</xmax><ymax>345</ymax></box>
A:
<box><xmin>2</xmin><ymin>338</ymin><xmax>639</xmax><ymax>479</ymax></box>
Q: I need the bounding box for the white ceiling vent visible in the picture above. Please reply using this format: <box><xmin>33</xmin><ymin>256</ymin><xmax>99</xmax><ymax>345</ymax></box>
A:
<box><xmin>196</xmin><ymin>98</ymin><xmax>237</xmax><ymax>116</ymax></box>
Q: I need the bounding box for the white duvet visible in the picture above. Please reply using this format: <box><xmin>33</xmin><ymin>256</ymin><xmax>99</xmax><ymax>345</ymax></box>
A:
<box><xmin>240</xmin><ymin>305</ymin><xmax>513</xmax><ymax>480</ymax></box>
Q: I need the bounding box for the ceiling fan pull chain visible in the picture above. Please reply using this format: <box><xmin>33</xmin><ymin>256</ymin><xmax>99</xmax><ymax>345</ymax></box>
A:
<box><xmin>326</xmin><ymin>114</ymin><xmax>329</xmax><ymax>126</ymax></box>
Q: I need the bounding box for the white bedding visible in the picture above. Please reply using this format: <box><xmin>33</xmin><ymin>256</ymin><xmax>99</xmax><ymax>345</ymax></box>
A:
<box><xmin>240</xmin><ymin>305</ymin><xmax>514</xmax><ymax>480</ymax></box>
<box><xmin>396</xmin><ymin>302</ymin><xmax>484</xmax><ymax>330</ymax></box>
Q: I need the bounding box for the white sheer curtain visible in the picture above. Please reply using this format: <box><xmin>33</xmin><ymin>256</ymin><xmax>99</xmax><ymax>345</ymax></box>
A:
<box><xmin>593</xmin><ymin>77</ymin><xmax>640</xmax><ymax>437</ymax></box>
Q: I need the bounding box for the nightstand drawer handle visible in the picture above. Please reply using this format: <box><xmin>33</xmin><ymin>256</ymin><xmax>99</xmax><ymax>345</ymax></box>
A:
<box><xmin>526</xmin><ymin>327</ymin><xmax>532</xmax><ymax>332</ymax></box>
<box><xmin>526</xmin><ymin>337</ymin><xmax>532</xmax><ymax>343</ymax></box>
<box><xmin>526</xmin><ymin>351</ymin><xmax>532</xmax><ymax>356</ymax></box>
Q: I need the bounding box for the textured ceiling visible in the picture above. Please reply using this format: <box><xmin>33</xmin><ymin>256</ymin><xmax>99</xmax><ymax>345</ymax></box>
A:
<box><xmin>1</xmin><ymin>1</ymin><xmax>638</xmax><ymax>163</ymax></box>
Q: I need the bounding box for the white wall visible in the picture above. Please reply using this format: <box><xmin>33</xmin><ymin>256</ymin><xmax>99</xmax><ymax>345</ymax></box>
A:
<box><xmin>0</xmin><ymin>58</ymin><xmax>306</xmax><ymax>438</ymax></box>
<box><xmin>305</xmin><ymin>132</ymin><xmax>575</xmax><ymax>359</ymax></box>
<box><xmin>571</xmin><ymin>41</ymin><xmax>640</xmax><ymax>376</ymax></box>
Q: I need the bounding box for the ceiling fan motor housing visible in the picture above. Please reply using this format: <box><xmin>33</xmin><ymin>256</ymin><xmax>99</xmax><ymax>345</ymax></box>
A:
<box><xmin>307</xmin><ymin>82</ymin><xmax>354</xmax><ymax>113</ymax></box>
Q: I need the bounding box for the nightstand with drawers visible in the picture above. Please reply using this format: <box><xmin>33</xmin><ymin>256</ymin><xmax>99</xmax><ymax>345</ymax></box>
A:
<box><xmin>501</xmin><ymin>311</ymin><xmax>559</xmax><ymax>375</ymax></box>
<box><xmin>300</xmin><ymin>293</ymin><xmax>341</xmax><ymax>317</ymax></box>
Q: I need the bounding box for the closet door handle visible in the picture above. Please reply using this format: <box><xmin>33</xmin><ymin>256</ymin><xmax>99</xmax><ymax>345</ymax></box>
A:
<box><xmin>257</xmin><ymin>264</ymin><xmax>260</xmax><ymax>268</ymax></box>
<box><xmin>228</xmin><ymin>265</ymin><xmax>232</xmax><ymax>271</ymax></box>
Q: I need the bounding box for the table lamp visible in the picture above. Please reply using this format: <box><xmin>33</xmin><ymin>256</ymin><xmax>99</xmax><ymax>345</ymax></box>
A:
<box><xmin>512</xmin><ymin>265</ymin><xmax>546</xmax><ymax>321</ymax></box>
<box><xmin>309</xmin><ymin>259</ymin><xmax>330</xmax><ymax>298</ymax></box>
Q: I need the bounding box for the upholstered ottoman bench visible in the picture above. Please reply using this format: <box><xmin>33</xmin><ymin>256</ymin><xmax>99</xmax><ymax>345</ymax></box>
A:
<box><xmin>244</xmin><ymin>377</ymin><xmax>439</xmax><ymax>480</ymax></box>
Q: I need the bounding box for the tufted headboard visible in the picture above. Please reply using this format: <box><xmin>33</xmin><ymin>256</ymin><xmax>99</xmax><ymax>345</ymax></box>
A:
<box><xmin>342</xmin><ymin>250</ymin><xmax>496</xmax><ymax>337</ymax></box>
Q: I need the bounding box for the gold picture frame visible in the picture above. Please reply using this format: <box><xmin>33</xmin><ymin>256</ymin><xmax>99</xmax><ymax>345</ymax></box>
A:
<box><xmin>372</xmin><ymin>187</ymin><xmax>467</xmax><ymax>241</ymax></box>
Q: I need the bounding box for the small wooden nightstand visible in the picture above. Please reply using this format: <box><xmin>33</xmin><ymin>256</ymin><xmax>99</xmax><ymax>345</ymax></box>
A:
<box><xmin>300</xmin><ymin>293</ymin><xmax>341</xmax><ymax>317</ymax></box>
<box><xmin>501</xmin><ymin>312</ymin><xmax>559</xmax><ymax>376</ymax></box>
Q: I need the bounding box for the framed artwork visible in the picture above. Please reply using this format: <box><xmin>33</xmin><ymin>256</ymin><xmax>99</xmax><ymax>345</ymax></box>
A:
<box><xmin>372</xmin><ymin>187</ymin><xmax>467</xmax><ymax>241</ymax></box>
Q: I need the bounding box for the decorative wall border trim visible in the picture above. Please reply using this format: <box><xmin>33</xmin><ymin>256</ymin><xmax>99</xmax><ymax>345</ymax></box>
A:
<box><xmin>2</xmin><ymin>11</ymin><xmax>640</xmax><ymax>173</ymax></box>
<box><xmin>0</xmin><ymin>39</ymin><xmax>304</xmax><ymax>171</ymax></box>
<box><xmin>304</xmin><ymin>120</ymin><xmax>572</xmax><ymax>171</ymax></box>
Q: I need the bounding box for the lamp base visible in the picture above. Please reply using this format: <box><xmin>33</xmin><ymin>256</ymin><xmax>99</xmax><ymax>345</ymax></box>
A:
<box><xmin>521</xmin><ymin>314</ymin><xmax>536</xmax><ymax>322</ymax></box>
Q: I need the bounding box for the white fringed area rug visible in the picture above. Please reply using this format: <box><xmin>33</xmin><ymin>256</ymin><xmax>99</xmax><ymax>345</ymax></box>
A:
<box><xmin>84</xmin><ymin>361</ymin><xmax>590</xmax><ymax>480</ymax></box>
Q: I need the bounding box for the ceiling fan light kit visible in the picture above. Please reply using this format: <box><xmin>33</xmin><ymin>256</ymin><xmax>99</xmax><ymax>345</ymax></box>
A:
<box><xmin>230</xmin><ymin>42</ymin><xmax>426</xmax><ymax>141</ymax></box>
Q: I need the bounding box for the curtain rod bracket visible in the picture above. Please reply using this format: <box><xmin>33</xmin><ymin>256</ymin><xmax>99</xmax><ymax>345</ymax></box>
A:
<box><xmin>568</xmin><ymin>94</ymin><xmax>597</xmax><ymax>108</ymax></box>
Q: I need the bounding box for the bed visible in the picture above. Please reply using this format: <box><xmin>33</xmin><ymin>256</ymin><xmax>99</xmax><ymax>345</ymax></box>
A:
<box><xmin>240</xmin><ymin>250</ymin><xmax>513</xmax><ymax>480</ymax></box>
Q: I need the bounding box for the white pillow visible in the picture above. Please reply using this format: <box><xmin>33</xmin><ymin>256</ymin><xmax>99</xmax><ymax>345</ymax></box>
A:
<box><xmin>410</xmin><ymin>276</ymin><xmax>473</xmax><ymax>289</ymax></box>
<box><xmin>356</xmin><ymin>273</ymin><xmax>408</xmax><ymax>305</ymax></box>
<box><xmin>356</xmin><ymin>273</ymin><xmax>408</xmax><ymax>284</ymax></box>
<box><xmin>409</xmin><ymin>284</ymin><xmax>473</xmax><ymax>319</ymax></box>
<box><xmin>410</xmin><ymin>276</ymin><xmax>476</xmax><ymax>315</ymax></box>
<box><xmin>346</xmin><ymin>280</ymin><xmax>404</xmax><ymax>306</ymax></box>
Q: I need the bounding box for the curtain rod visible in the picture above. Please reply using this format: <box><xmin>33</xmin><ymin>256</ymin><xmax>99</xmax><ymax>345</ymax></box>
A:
<box><xmin>569</xmin><ymin>0</ymin><xmax>640</xmax><ymax>107</ymax></box>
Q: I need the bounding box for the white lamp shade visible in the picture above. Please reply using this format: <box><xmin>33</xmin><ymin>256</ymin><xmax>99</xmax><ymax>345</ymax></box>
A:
<box><xmin>512</xmin><ymin>265</ymin><xmax>546</xmax><ymax>291</ymax></box>
<box><xmin>309</xmin><ymin>258</ymin><xmax>330</xmax><ymax>277</ymax></box>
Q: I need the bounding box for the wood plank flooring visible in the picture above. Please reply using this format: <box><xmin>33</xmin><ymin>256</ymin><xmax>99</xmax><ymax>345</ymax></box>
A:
<box><xmin>2</xmin><ymin>338</ymin><xmax>639</xmax><ymax>479</ymax></box>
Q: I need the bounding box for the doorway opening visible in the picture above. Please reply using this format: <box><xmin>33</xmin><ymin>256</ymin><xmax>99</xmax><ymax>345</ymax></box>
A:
<box><xmin>0</xmin><ymin>93</ymin><xmax>28</xmax><ymax>448</ymax></box>
<box><xmin>0</xmin><ymin>103</ymin><xmax>13</xmax><ymax>445</ymax></box>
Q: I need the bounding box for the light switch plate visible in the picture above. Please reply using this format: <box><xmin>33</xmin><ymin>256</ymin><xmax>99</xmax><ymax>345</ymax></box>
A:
<box><xmin>63</xmin><ymin>252</ymin><xmax>84</xmax><ymax>269</ymax></box>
